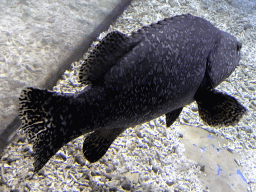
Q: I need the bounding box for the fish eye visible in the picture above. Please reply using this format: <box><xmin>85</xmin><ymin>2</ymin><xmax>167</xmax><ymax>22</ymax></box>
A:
<box><xmin>237</xmin><ymin>42</ymin><xmax>242</xmax><ymax>51</ymax></box>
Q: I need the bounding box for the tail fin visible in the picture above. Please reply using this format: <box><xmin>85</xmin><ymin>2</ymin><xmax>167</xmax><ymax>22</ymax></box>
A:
<box><xmin>19</xmin><ymin>87</ymin><xmax>83</xmax><ymax>173</ymax></box>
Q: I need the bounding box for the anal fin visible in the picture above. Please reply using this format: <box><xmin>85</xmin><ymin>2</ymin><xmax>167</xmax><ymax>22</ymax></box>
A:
<box><xmin>165</xmin><ymin>107</ymin><xmax>183</xmax><ymax>127</ymax></box>
<box><xmin>83</xmin><ymin>127</ymin><xmax>126</xmax><ymax>163</ymax></box>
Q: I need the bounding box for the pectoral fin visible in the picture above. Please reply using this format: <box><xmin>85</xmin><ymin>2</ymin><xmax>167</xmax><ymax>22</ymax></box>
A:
<box><xmin>195</xmin><ymin>89</ymin><xmax>246</xmax><ymax>126</ymax></box>
<box><xmin>165</xmin><ymin>107</ymin><xmax>183</xmax><ymax>127</ymax></box>
<box><xmin>83</xmin><ymin>127</ymin><xmax>126</xmax><ymax>163</ymax></box>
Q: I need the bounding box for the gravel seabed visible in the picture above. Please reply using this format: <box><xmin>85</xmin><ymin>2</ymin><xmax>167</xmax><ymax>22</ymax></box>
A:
<box><xmin>1</xmin><ymin>0</ymin><xmax>255</xmax><ymax>191</ymax></box>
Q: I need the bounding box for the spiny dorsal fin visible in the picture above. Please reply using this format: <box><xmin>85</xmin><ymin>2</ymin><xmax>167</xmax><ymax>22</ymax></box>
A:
<box><xmin>83</xmin><ymin>127</ymin><xmax>126</xmax><ymax>163</ymax></box>
<box><xmin>130</xmin><ymin>14</ymin><xmax>193</xmax><ymax>37</ymax></box>
<box><xmin>79</xmin><ymin>31</ymin><xmax>141</xmax><ymax>86</ymax></box>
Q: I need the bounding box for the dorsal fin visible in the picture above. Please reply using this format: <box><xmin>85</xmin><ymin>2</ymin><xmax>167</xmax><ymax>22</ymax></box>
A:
<box><xmin>130</xmin><ymin>14</ymin><xmax>193</xmax><ymax>36</ymax></box>
<box><xmin>78</xmin><ymin>31</ymin><xmax>141</xmax><ymax>85</ymax></box>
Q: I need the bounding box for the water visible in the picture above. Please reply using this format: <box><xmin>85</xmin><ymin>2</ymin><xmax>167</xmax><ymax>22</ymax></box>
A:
<box><xmin>1</xmin><ymin>0</ymin><xmax>255</xmax><ymax>191</ymax></box>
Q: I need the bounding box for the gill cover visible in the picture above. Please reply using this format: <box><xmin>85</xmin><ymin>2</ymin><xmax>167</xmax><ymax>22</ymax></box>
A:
<box><xmin>206</xmin><ymin>32</ymin><xmax>242</xmax><ymax>89</ymax></box>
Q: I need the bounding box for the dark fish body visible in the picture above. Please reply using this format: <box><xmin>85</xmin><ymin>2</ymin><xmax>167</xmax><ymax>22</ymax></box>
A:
<box><xmin>19</xmin><ymin>14</ymin><xmax>246</xmax><ymax>173</ymax></box>
<box><xmin>77</xmin><ymin>14</ymin><xmax>239</xmax><ymax>129</ymax></box>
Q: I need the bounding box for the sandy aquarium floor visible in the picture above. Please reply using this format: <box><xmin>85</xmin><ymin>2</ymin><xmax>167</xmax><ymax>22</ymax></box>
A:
<box><xmin>1</xmin><ymin>0</ymin><xmax>256</xmax><ymax>191</ymax></box>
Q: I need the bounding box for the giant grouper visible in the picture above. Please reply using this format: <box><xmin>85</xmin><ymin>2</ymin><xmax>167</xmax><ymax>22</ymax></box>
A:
<box><xmin>19</xmin><ymin>14</ymin><xmax>246</xmax><ymax>173</ymax></box>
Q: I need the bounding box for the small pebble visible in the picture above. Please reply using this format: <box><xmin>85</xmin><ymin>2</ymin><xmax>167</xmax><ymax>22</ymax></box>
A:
<box><xmin>121</xmin><ymin>178</ymin><xmax>132</xmax><ymax>190</ymax></box>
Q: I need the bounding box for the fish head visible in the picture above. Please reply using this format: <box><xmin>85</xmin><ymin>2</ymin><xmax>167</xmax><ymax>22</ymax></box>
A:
<box><xmin>205</xmin><ymin>32</ymin><xmax>242</xmax><ymax>89</ymax></box>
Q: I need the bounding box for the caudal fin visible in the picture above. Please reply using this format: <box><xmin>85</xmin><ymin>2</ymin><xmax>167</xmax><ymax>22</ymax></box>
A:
<box><xmin>19</xmin><ymin>87</ymin><xmax>82</xmax><ymax>173</ymax></box>
<box><xmin>195</xmin><ymin>89</ymin><xmax>246</xmax><ymax>126</ymax></box>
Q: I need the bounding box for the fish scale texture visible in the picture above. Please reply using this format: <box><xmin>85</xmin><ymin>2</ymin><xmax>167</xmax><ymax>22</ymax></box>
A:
<box><xmin>18</xmin><ymin>14</ymin><xmax>244</xmax><ymax>173</ymax></box>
